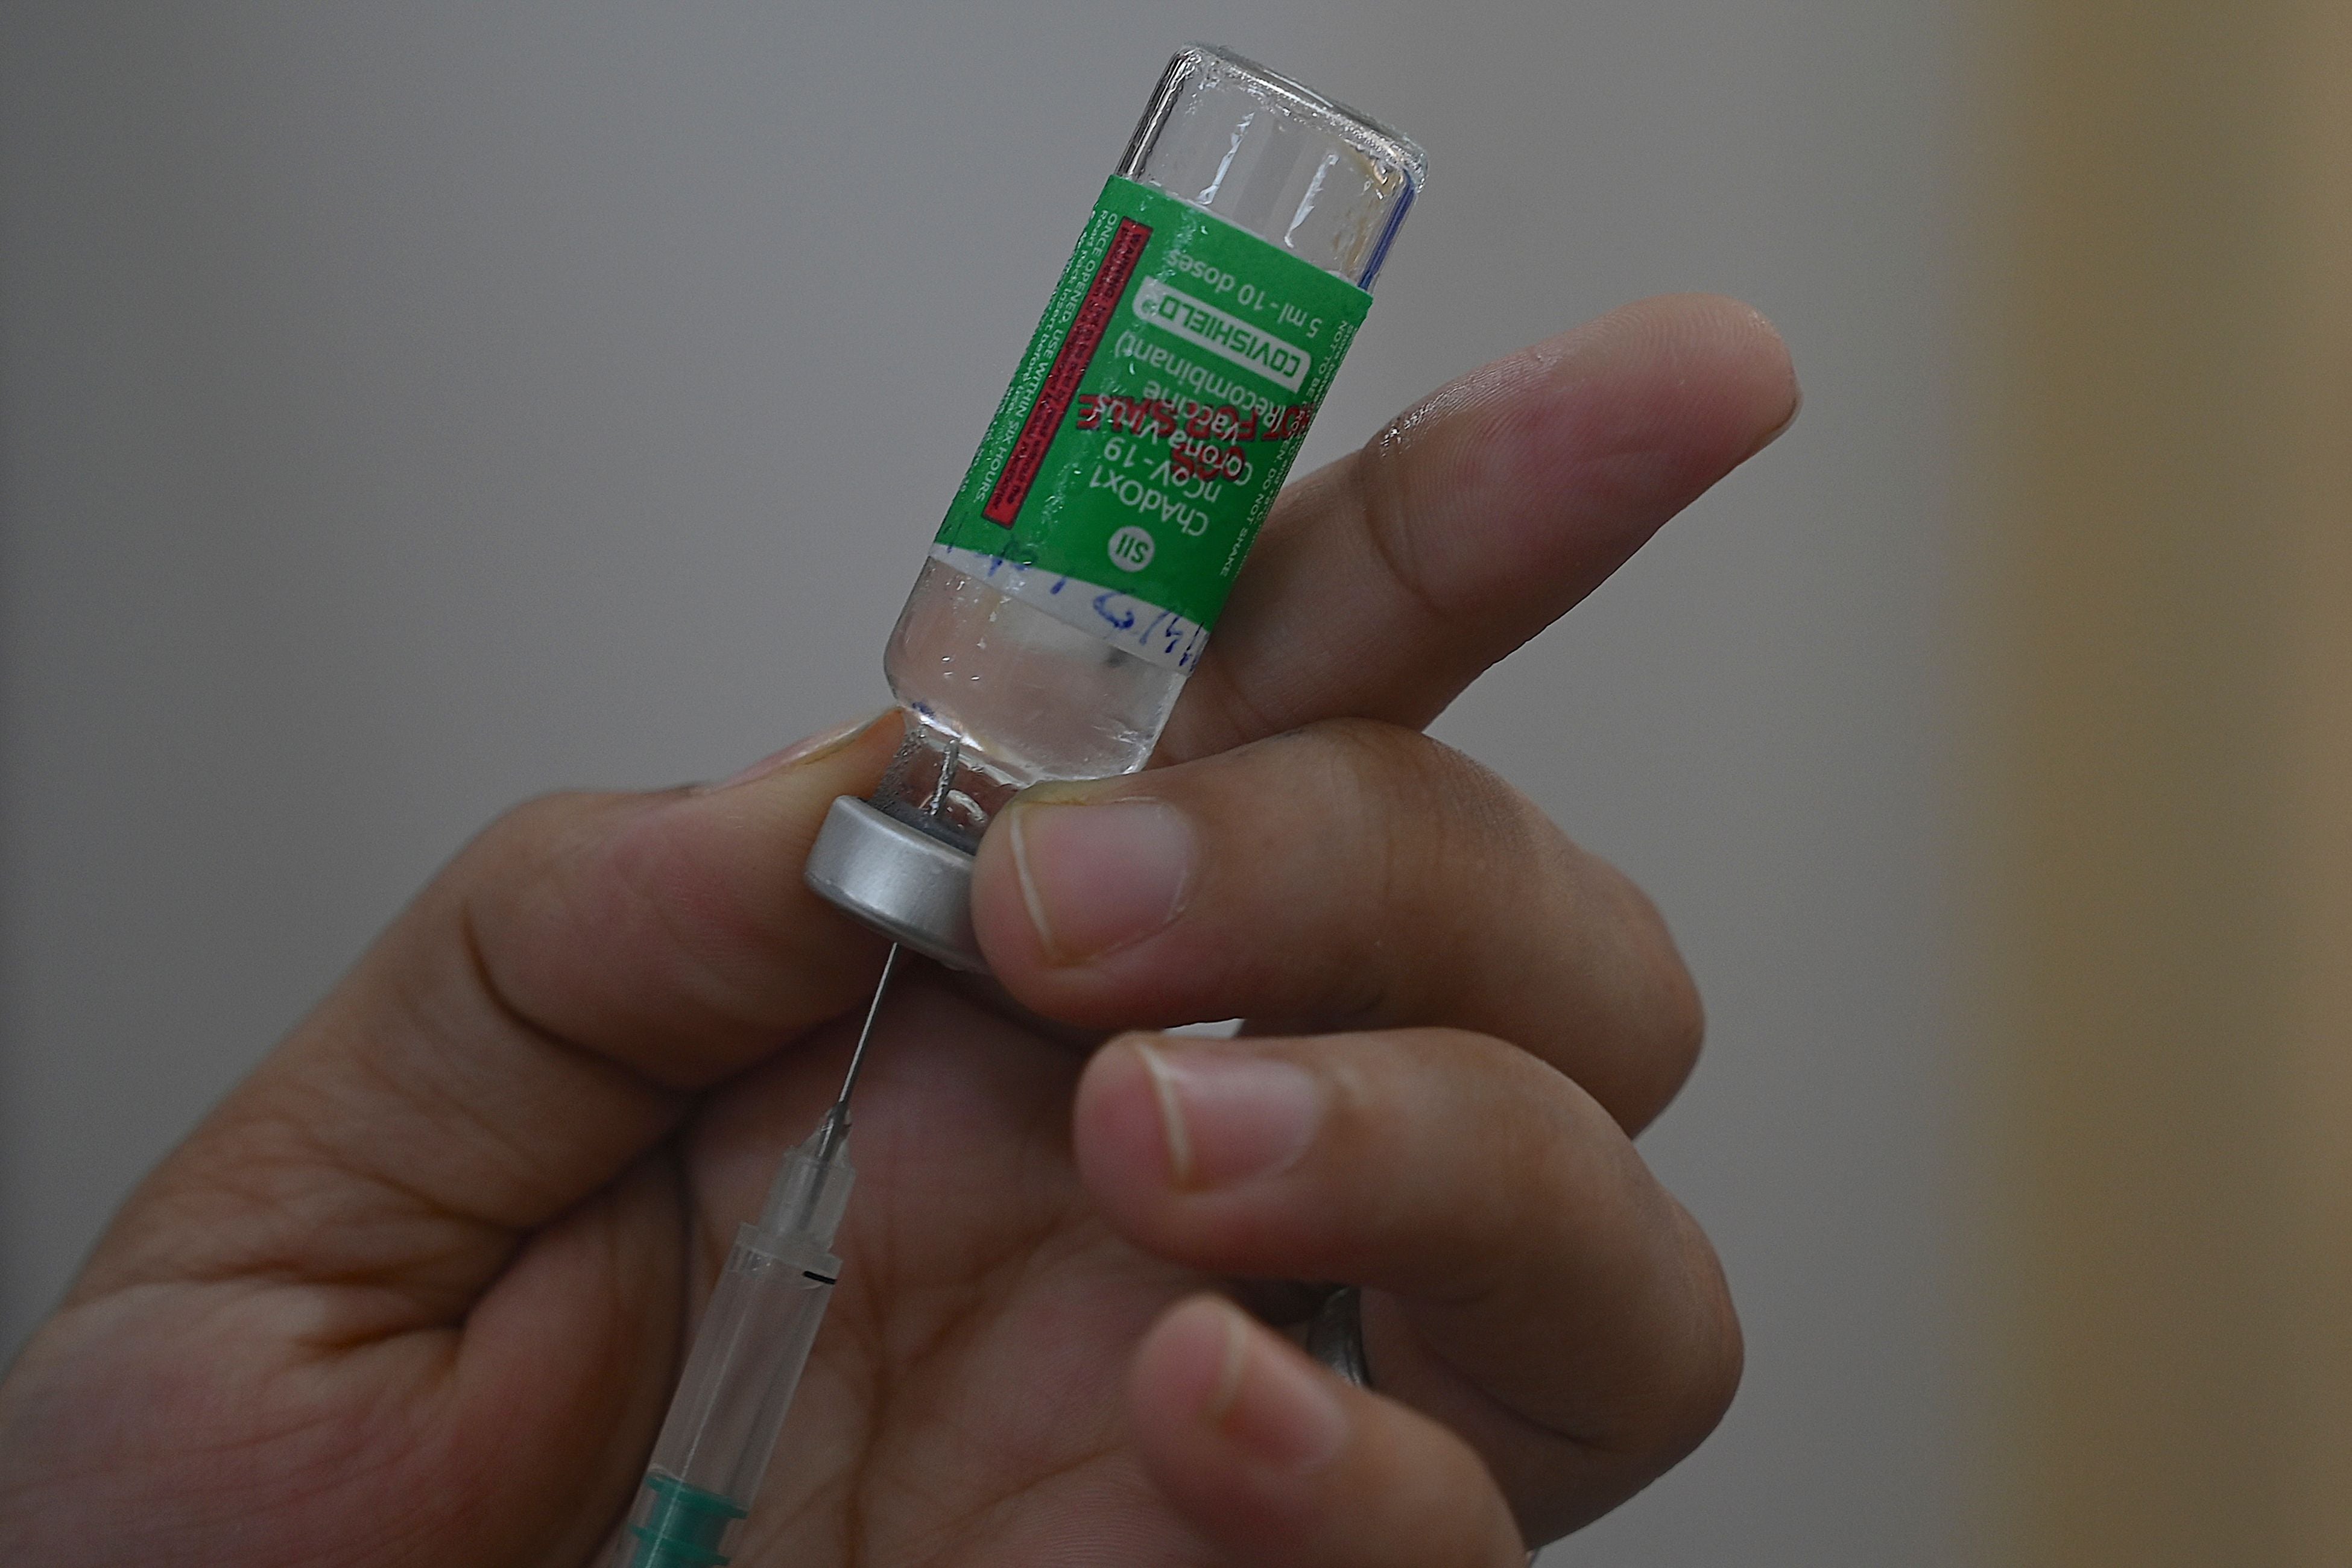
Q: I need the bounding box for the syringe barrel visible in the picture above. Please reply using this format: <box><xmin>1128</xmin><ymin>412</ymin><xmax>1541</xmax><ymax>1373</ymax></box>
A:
<box><xmin>614</xmin><ymin>1130</ymin><xmax>855</xmax><ymax>1567</ymax></box>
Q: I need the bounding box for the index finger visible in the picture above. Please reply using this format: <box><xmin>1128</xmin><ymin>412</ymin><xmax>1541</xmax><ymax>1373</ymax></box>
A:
<box><xmin>1161</xmin><ymin>293</ymin><xmax>1797</xmax><ymax>762</ymax></box>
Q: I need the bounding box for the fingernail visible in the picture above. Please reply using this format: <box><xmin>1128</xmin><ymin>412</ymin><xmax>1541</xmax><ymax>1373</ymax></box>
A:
<box><xmin>1132</xmin><ymin>1040</ymin><xmax>1322</xmax><ymax>1190</ymax></box>
<box><xmin>1007</xmin><ymin>798</ymin><xmax>1195</xmax><ymax>963</ymax></box>
<box><xmin>1200</xmin><ymin>1303</ymin><xmax>1348</xmax><ymax>1474</ymax></box>
<box><xmin>705</xmin><ymin>712</ymin><xmax>888</xmax><ymax>791</ymax></box>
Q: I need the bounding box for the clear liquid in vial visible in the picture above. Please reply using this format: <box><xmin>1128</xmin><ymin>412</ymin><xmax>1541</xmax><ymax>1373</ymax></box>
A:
<box><xmin>884</xmin><ymin>554</ymin><xmax>1183</xmax><ymax>792</ymax></box>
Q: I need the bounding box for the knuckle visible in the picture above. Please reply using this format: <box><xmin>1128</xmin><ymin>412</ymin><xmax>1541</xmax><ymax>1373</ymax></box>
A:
<box><xmin>1365</xmin><ymin>1028</ymin><xmax>1568</xmax><ymax>1280</ymax></box>
<box><xmin>1632</xmin><ymin>919</ymin><xmax>1704</xmax><ymax>1063</ymax></box>
<box><xmin>1298</xmin><ymin>718</ymin><xmax>1538</xmax><ymax>864</ymax></box>
<box><xmin>461</xmin><ymin>789</ymin><xmax>616</xmax><ymax>880</ymax></box>
<box><xmin>1208</xmin><ymin>719</ymin><xmax>1555</xmax><ymax>921</ymax></box>
<box><xmin>1651</xmin><ymin>1213</ymin><xmax>1746</xmax><ymax>1458</ymax></box>
<box><xmin>1693</xmin><ymin>1270</ymin><xmax>1747</xmax><ymax>1432</ymax></box>
<box><xmin>1655</xmin><ymin>952</ymin><xmax>1707</xmax><ymax>1077</ymax></box>
<box><xmin>451</xmin><ymin>791</ymin><xmax>663</xmax><ymax>956</ymax></box>
<box><xmin>1349</xmin><ymin>433</ymin><xmax>1454</xmax><ymax>630</ymax></box>
<box><xmin>1532</xmin><ymin>847</ymin><xmax>1705</xmax><ymax>1128</ymax></box>
<box><xmin>1583</xmin><ymin>1195</ymin><xmax>1743</xmax><ymax>1468</ymax></box>
<box><xmin>1598</xmin><ymin>865</ymin><xmax>1708</xmax><ymax>1095</ymax></box>
<box><xmin>1293</xmin><ymin>1028</ymin><xmax>1487</xmax><ymax>1249</ymax></box>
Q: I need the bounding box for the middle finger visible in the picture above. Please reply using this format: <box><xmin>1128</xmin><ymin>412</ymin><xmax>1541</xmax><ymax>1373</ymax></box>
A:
<box><xmin>968</xmin><ymin>717</ymin><xmax>1700</xmax><ymax>1133</ymax></box>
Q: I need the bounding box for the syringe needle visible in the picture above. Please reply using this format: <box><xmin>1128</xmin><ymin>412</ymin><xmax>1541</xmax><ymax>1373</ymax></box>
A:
<box><xmin>826</xmin><ymin>730</ymin><xmax>952</xmax><ymax>1127</ymax></box>
<box><xmin>827</xmin><ymin>943</ymin><xmax>900</xmax><ymax>1131</ymax></box>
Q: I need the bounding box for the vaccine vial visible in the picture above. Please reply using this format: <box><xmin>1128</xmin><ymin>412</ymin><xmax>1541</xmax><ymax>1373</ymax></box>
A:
<box><xmin>806</xmin><ymin>45</ymin><xmax>1424</xmax><ymax>969</ymax></box>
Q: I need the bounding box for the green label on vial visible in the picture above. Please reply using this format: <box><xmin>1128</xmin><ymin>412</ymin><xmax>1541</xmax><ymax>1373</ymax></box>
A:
<box><xmin>933</xmin><ymin>175</ymin><xmax>1373</xmax><ymax>669</ymax></box>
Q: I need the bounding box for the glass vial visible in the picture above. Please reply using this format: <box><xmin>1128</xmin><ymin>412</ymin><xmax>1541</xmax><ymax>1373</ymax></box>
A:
<box><xmin>806</xmin><ymin>45</ymin><xmax>1423</xmax><ymax>968</ymax></box>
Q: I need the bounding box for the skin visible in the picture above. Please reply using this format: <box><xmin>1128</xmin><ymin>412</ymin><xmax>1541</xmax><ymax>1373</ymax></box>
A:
<box><xmin>0</xmin><ymin>294</ymin><xmax>1797</xmax><ymax>1567</ymax></box>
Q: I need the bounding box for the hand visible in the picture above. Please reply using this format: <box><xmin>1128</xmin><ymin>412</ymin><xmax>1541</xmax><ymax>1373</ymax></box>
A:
<box><xmin>0</xmin><ymin>295</ymin><xmax>1795</xmax><ymax>1566</ymax></box>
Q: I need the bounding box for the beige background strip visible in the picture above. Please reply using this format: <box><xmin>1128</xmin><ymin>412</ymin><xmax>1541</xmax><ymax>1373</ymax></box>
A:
<box><xmin>1971</xmin><ymin>0</ymin><xmax>2352</xmax><ymax>1561</ymax></box>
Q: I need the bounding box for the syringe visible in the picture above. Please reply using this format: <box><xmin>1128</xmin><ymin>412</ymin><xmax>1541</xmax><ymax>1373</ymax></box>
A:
<box><xmin>613</xmin><ymin>729</ymin><xmax>960</xmax><ymax>1567</ymax></box>
<box><xmin>609</xmin><ymin>945</ymin><xmax>900</xmax><ymax>1568</ymax></box>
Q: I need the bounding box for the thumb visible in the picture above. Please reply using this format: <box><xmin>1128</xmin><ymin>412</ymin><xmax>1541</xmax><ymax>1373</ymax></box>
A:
<box><xmin>74</xmin><ymin>711</ymin><xmax>900</xmax><ymax>1326</ymax></box>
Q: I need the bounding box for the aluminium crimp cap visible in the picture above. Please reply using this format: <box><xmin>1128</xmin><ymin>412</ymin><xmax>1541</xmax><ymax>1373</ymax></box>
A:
<box><xmin>803</xmin><ymin>795</ymin><xmax>987</xmax><ymax>972</ymax></box>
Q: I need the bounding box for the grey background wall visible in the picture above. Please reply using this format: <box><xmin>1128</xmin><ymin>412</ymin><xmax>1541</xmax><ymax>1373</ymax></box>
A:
<box><xmin>0</xmin><ymin>3</ymin><xmax>1958</xmax><ymax>1561</ymax></box>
